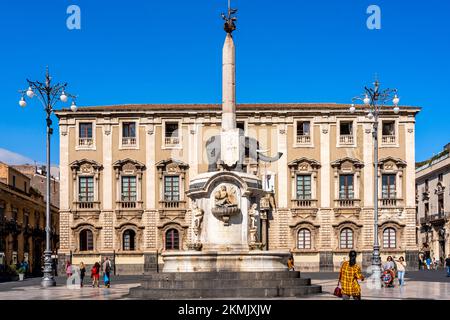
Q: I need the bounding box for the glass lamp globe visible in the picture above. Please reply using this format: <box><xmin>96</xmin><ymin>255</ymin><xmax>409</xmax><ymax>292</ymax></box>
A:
<box><xmin>26</xmin><ymin>87</ymin><xmax>34</xmax><ymax>98</ymax></box>
<box><xmin>363</xmin><ymin>95</ymin><xmax>371</xmax><ymax>106</ymax></box>
<box><xmin>393</xmin><ymin>106</ymin><xmax>400</xmax><ymax>114</ymax></box>
<box><xmin>349</xmin><ymin>104</ymin><xmax>356</xmax><ymax>113</ymax></box>
<box><xmin>19</xmin><ymin>97</ymin><xmax>27</xmax><ymax>108</ymax></box>
<box><xmin>393</xmin><ymin>95</ymin><xmax>400</xmax><ymax>106</ymax></box>
<box><xmin>60</xmin><ymin>92</ymin><xmax>68</xmax><ymax>103</ymax></box>
<box><xmin>367</xmin><ymin>112</ymin><xmax>374</xmax><ymax>119</ymax></box>
<box><xmin>70</xmin><ymin>101</ymin><xmax>78</xmax><ymax>112</ymax></box>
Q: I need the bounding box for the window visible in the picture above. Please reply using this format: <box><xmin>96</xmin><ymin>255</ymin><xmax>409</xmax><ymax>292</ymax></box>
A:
<box><xmin>383</xmin><ymin>228</ymin><xmax>396</xmax><ymax>249</ymax></box>
<box><xmin>382</xmin><ymin>121</ymin><xmax>395</xmax><ymax>136</ymax></box>
<box><xmin>237</xmin><ymin>121</ymin><xmax>245</xmax><ymax>133</ymax></box>
<box><xmin>424</xmin><ymin>179</ymin><xmax>429</xmax><ymax>192</ymax></box>
<box><xmin>79</xmin><ymin>123</ymin><xmax>93</xmax><ymax>146</ymax></box>
<box><xmin>340</xmin><ymin>122</ymin><xmax>352</xmax><ymax>135</ymax></box>
<box><xmin>79</xmin><ymin>176</ymin><xmax>94</xmax><ymax>202</ymax></box>
<box><xmin>340</xmin><ymin>228</ymin><xmax>354</xmax><ymax>249</ymax></box>
<box><xmin>12</xmin><ymin>176</ymin><xmax>16</xmax><ymax>188</ymax></box>
<box><xmin>122</xmin><ymin>122</ymin><xmax>136</xmax><ymax>146</ymax></box>
<box><xmin>296</xmin><ymin>121</ymin><xmax>311</xmax><ymax>144</ymax></box>
<box><xmin>438</xmin><ymin>194</ymin><xmax>444</xmax><ymax>214</ymax></box>
<box><xmin>164</xmin><ymin>176</ymin><xmax>180</xmax><ymax>201</ymax></box>
<box><xmin>339</xmin><ymin>175</ymin><xmax>354</xmax><ymax>199</ymax></box>
<box><xmin>24</xmin><ymin>213</ymin><xmax>29</xmax><ymax>227</ymax></box>
<box><xmin>382</xmin><ymin>174</ymin><xmax>396</xmax><ymax>199</ymax></box>
<box><xmin>297</xmin><ymin>229</ymin><xmax>311</xmax><ymax>249</ymax></box>
<box><xmin>123</xmin><ymin>229</ymin><xmax>136</xmax><ymax>251</ymax></box>
<box><xmin>165</xmin><ymin>229</ymin><xmax>179</xmax><ymax>250</ymax></box>
<box><xmin>24</xmin><ymin>181</ymin><xmax>27</xmax><ymax>193</ymax></box>
<box><xmin>438</xmin><ymin>173</ymin><xmax>443</xmax><ymax>182</ymax></box>
<box><xmin>79</xmin><ymin>229</ymin><xmax>94</xmax><ymax>251</ymax></box>
<box><xmin>424</xmin><ymin>203</ymin><xmax>429</xmax><ymax>217</ymax></box>
<box><xmin>121</xmin><ymin>176</ymin><xmax>137</xmax><ymax>202</ymax></box>
<box><xmin>34</xmin><ymin>212</ymin><xmax>40</xmax><ymax>228</ymax></box>
<box><xmin>296</xmin><ymin>175</ymin><xmax>312</xmax><ymax>200</ymax></box>
<box><xmin>165</xmin><ymin>122</ymin><xmax>180</xmax><ymax>146</ymax></box>
<box><xmin>12</xmin><ymin>207</ymin><xmax>18</xmax><ymax>221</ymax></box>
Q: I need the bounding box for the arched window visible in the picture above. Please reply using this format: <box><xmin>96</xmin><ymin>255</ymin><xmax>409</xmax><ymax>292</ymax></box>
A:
<box><xmin>383</xmin><ymin>228</ymin><xmax>396</xmax><ymax>249</ymax></box>
<box><xmin>165</xmin><ymin>229</ymin><xmax>179</xmax><ymax>250</ymax></box>
<box><xmin>297</xmin><ymin>229</ymin><xmax>311</xmax><ymax>249</ymax></box>
<box><xmin>79</xmin><ymin>229</ymin><xmax>94</xmax><ymax>251</ymax></box>
<box><xmin>340</xmin><ymin>228</ymin><xmax>353</xmax><ymax>249</ymax></box>
<box><xmin>123</xmin><ymin>229</ymin><xmax>136</xmax><ymax>251</ymax></box>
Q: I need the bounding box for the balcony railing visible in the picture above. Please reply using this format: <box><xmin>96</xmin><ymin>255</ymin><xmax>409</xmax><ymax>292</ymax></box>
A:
<box><xmin>164</xmin><ymin>137</ymin><xmax>180</xmax><ymax>146</ymax></box>
<box><xmin>116</xmin><ymin>200</ymin><xmax>143</xmax><ymax>211</ymax></box>
<box><xmin>335</xmin><ymin>199</ymin><xmax>360</xmax><ymax>207</ymax></box>
<box><xmin>292</xmin><ymin>198</ymin><xmax>317</xmax><ymax>208</ymax></box>
<box><xmin>339</xmin><ymin>135</ymin><xmax>354</xmax><ymax>145</ymax></box>
<box><xmin>296</xmin><ymin>135</ymin><xmax>311</xmax><ymax>144</ymax></box>
<box><xmin>78</xmin><ymin>137</ymin><xmax>93</xmax><ymax>147</ymax></box>
<box><xmin>382</xmin><ymin>135</ymin><xmax>396</xmax><ymax>144</ymax></box>
<box><xmin>75</xmin><ymin>201</ymin><xmax>100</xmax><ymax>211</ymax></box>
<box><xmin>379</xmin><ymin>198</ymin><xmax>398</xmax><ymax>207</ymax></box>
<box><xmin>122</xmin><ymin>137</ymin><xmax>137</xmax><ymax>146</ymax></box>
<box><xmin>160</xmin><ymin>200</ymin><xmax>186</xmax><ymax>209</ymax></box>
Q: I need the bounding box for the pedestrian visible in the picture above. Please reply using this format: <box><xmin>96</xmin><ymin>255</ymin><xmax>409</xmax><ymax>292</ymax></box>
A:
<box><xmin>445</xmin><ymin>255</ymin><xmax>450</xmax><ymax>277</ymax></box>
<box><xmin>102</xmin><ymin>257</ymin><xmax>112</xmax><ymax>288</ymax></box>
<box><xmin>395</xmin><ymin>256</ymin><xmax>407</xmax><ymax>286</ymax></box>
<box><xmin>338</xmin><ymin>250</ymin><xmax>365</xmax><ymax>300</ymax></box>
<box><xmin>65</xmin><ymin>260</ymin><xmax>72</xmax><ymax>278</ymax></box>
<box><xmin>425</xmin><ymin>256</ymin><xmax>432</xmax><ymax>270</ymax></box>
<box><xmin>91</xmin><ymin>262</ymin><xmax>100</xmax><ymax>287</ymax></box>
<box><xmin>79</xmin><ymin>262</ymin><xmax>86</xmax><ymax>287</ymax></box>
<box><xmin>287</xmin><ymin>256</ymin><xmax>295</xmax><ymax>271</ymax></box>
<box><xmin>418</xmin><ymin>253</ymin><xmax>424</xmax><ymax>270</ymax></box>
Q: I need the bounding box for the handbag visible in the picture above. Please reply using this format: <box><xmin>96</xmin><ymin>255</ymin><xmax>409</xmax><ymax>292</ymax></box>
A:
<box><xmin>333</xmin><ymin>281</ymin><xmax>342</xmax><ymax>298</ymax></box>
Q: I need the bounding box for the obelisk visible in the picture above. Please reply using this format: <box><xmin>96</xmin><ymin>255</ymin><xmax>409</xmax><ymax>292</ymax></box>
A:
<box><xmin>220</xmin><ymin>6</ymin><xmax>240</xmax><ymax>167</ymax></box>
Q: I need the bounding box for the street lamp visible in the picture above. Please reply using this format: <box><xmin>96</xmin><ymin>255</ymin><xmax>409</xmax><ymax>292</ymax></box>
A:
<box><xmin>350</xmin><ymin>79</ymin><xmax>400</xmax><ymax>288</ymax></box>
<box><xmin>19</xmin><ymin>67</ymin><xmax>77</xmax><ymax>287</ymax></box>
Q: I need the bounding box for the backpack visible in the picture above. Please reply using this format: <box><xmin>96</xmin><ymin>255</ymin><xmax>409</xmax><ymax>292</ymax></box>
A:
<box><xmin>105</xmin><ymin>261</ymin><xmax>111</xmax><ymax>273</ymax></box>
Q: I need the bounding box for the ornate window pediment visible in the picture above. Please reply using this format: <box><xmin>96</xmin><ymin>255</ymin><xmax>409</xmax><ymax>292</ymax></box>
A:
<box><xmin>70</xmin><ymin>159</ymin><xmax>103</xmax><ymax>175</ymax></box>
<box><xmin>331</xmin><ymin>157</ymin><xmax>364</xmax><ymax>172</ymax></box>
<box><xmin>378</xmin><ymin>157</ymin><xmax>406</xmax><ymax>171</ymax></box>
<box><xmin>435</xmin><ymin>182</ymin><xmax>446</xmax><ymax>195</ymax></box>
<box><xmin>288</xmin><ymin>158</ymin><xmax>321</xmax><ymax>176</ymax></box>
<box><xmin>113</xmin><ymin>158</ymin><xmax>145</xmax><ymax>175</ymax></box>
<box><xmin>156</xmin><ymin>159</ymin><xmax>189</xmax><ymax>178</ymax></box>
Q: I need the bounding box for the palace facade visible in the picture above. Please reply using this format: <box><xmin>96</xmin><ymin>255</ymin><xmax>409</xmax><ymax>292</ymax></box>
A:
<box><xmin>416</xmin><ymin>144</ymin><xmax>450</xmax><ymax>263</ymax></box>
<box><xmin>55</xmin><ymin>103</ymin><xmax>420</xmax><ymax>273</ymax></box>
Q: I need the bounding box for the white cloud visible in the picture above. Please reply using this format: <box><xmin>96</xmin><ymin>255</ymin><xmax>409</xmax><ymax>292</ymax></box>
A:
<box><xmin>0</xmin><ymin>148</ymin><xmax>35</xmax><ymax>165</ymax></box>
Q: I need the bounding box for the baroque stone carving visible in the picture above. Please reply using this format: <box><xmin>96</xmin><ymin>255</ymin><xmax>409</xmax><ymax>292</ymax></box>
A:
<box><xmin>248</xmin><ymin>203</ymin><xmax>258</xmax><ymax>244</ymax></box>
<box><xmin>192</xmin><ymin>203</ymin><xmax>204</xmax><ymax>240</ymax></box>
<box><xmin>211</xmin><ymin>185</ymin><xmax>239</xmax><ymax>226</ymax></box>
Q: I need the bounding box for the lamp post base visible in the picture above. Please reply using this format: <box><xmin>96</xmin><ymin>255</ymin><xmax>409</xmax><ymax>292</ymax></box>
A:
<box><xmin>370</xmin><ymin>247</ymin><xmax>382</xmax><ymax>289</ymax></box>
<box><xmin>41</xmin><ymin>250</ymin><xmax>56</xmax><ymax>287</ymax></box>
<box><xmin>41</xmin><ymin>276</ymin><xmax>56</xmax><ymax>288</ymax></box>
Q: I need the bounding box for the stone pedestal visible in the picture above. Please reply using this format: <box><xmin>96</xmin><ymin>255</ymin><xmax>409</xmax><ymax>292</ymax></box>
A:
<box><xmin>161</xmin><ymin>171</ymin><xmax>289</xmax><ymax>272</ymax></box>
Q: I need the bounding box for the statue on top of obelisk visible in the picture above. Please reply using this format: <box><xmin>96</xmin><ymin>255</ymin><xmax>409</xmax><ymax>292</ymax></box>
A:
<box><xmin>221</xmin><ymin>0</ymin><xmax>238</xmax><ymax>34</ymax></box>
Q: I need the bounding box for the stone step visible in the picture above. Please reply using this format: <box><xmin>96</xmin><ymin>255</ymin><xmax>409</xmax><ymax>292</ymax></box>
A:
<box><xmin>128</xmin><ymin>284</ymin><xmax>322</xmax><ymax>299</ymax></box>
<box><xmin>142</xmin><ymin>271</ymin><xmax>302</xmax><ymax>281</ymax></box>
<box><xmin>141</xmin><ymin>278</ymin><xmax>311</xmax><ymax>290</ymax></box>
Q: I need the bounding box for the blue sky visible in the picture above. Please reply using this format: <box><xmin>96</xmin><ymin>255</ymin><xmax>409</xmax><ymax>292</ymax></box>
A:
<box><xmin>0</xmin><ymin>0</ymin><xmax>449</xmax><ymax>165</ymax></box>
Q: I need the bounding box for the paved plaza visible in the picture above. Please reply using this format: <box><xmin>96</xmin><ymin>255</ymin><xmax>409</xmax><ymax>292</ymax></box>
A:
<box><xmin>0</xmin><ymin>271</ymin><xmax>448</xmax><ymax>300</ymax></box>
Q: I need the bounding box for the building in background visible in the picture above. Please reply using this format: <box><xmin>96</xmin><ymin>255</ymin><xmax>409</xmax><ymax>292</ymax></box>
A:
<box><xmin>0</xmin><ymin>162</ymin><xmax>59</xmax><ymax>276</ymax></box>
<box><xmin>55</xmin><ymin>102</ymin><xmax>420</xmax><ymax>273</ymax></box>
<box><xmin>416</xmin><ymin>143</ymin><xmax>450</xmax><ymax>264</ymax></box>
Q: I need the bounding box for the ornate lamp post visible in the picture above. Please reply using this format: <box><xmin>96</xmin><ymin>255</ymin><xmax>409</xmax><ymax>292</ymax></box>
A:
<box><xmin>350</xmin><ymin>79</ymin><xmax>400</xmax><ymax>287</ymax></box>
<box><xmin>19</xmin><ymin>67</ymin><xmax>77</xmax><ymax>287</ymax></box>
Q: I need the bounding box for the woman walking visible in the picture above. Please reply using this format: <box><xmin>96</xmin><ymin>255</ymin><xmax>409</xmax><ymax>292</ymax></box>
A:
<box><xmin>79</xmin><ymin>262</ymin><xmax>86</xmax><ymax>287</ymax></box>
<box><xmin>65</xmin><ymin>260</ymin><xmax>72</xmax><ymax>278</ymax></box>
<box><xmin>338</xmin><ymin>250</ymin><xmax>365</xmax><ymax>300</ymax></box>
<box><xmin>91</xmin><ymin>262</ymin><xmax>100</xmax><ymax>288</ymax></box>
<box><xmin>396</xmin><ymin>256</ymin><xmax>406</xmax><ymax>286</ymax></box>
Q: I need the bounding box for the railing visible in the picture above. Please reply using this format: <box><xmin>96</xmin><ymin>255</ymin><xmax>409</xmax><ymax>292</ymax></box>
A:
<box><xmin>291</xmin><ymin>199</ymin><xmax>317</xmax><ymax>208</ymax></box>
<box><xmin>164</xmin><ymin>137</ymin><xmax>180</xmax><ymax>146</ymax></box>
<box><xmin>122</xmin><ymin>137</ymin><xmax>137</xmax><ymax>146</ymax></box>
<box><xmin>382</xmin><ymin>135</ymin><xmax>396</xmax><ymax>144</ymax></box>
<box><xmin>75</xmin><ymin>201</ymin><xmax>99</xmax><ymax>210</ymax></box>
<box><xmin>78</xmin><ymin>137</ymin><xmax>93</xmax><ymax>146</ymax></box>
<box><xmin>335</xmin><ymin>199</ymin><xmax>359</xmax><ymax>207</ymax></box>
<box><xmin>121</xmin><ymin>201</ymin><xmax>137</xmax><ymax>209</ymax></box>
<box><xmin>380</xmin><ymin>198</ymin><xmax>397</xmax><ymax>207</ymax></box>
<box><xmin>296</xmin><ymin>135</ymin><xmax>311</xmax><ymax>144</ymax></box>
<box><xmin>430</xmin><ymin>212</ymin><xmax>447</xmax><ymax>222</ymax></box>
<box><xmin>339</xmin><ymin>135</ymin><xmax>354</xmax><ymax>144</ymax></box>
<box><xmin>419</xmin><ymin>217</ymin><xmax>427</xmax><ymax>225</ymax></box>
<box><xmin>160</xmin><ymin>200</ymin><xmax>185</xmax><ymax>209</ymax></box>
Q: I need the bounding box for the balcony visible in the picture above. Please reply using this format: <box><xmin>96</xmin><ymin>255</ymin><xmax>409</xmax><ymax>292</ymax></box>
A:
<box><xmin>379</xmin><ymin>198</ymin><xmax>399</xmax><ymax>208</ymax></box>
<box><xmin>73</xmin><ymin>201</ymin><xmax>100</xmax><ymax>216</ymax></box>
<box><xmin>122</xmin><ymin>137</ymin><xmax>137</xmax><ymax>146</ymax></box>
<box><xmin>339</xmin><ymin>135</ymin><xmax>354</xmax><ymax>145</ymax></box>
<box><xmin>158</xmin><ymin>200</ymin><xmax>186</xmax><ymax>218</ymax></box>
<box><xmin>291</xmin><ymin>199</ymin><xmax>318</xmax><ymax>217</ymax></box>
<box><xmin>296</xmin><ymin>135</ymin><xmax>311</xmax><ymax>144</ymax></box>
<box><xmin>334</xmin><ymin>199</ymin><xmax>361</xmax><ymax>216</ymax></box>
<box><xmin>164</xmin><ymin>137</ymin><xmax>180</xmax><ymax>147</ymax></box>
<box><xmin>429</xmin><ymin>212</ymin><xmax>448</xmax><ymax>225</ymax></box>
<box><xmin>115</xmin><ymin>200</ymin><xmax>143</xmax><ymax>217</ymax></box>
<box><xmin>78</xmin><ymin>137</ymin><xmax>93</xmax><ymax>147</ymax></box>
<box><xmin>382</xmin><ymin>135</ymin><xmax>396</xmax><ymax>145</ymax></box>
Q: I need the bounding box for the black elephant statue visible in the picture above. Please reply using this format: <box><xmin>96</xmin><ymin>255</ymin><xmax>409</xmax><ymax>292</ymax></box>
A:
<box><xmin>205</xmin><ymin>134</ymin><xmax>283</xmax><ymax>172</ymax></box>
